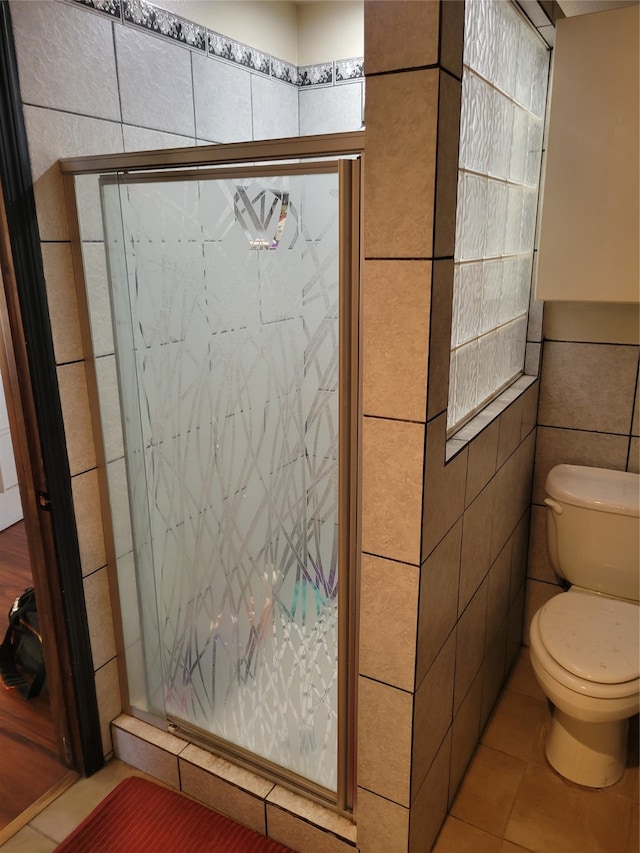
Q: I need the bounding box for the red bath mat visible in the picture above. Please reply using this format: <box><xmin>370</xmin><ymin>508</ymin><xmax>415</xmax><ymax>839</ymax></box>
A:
<box><xmin>54</xmin><ymin>776</ymin><xmax>294</xmax><ymax>852</ymax></box>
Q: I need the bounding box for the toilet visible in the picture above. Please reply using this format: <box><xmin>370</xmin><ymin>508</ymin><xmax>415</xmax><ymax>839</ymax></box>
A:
<box><xmin>529</xmin><ymin>464</ymin><xmax>640</xmax><ymax>788</ymax></box>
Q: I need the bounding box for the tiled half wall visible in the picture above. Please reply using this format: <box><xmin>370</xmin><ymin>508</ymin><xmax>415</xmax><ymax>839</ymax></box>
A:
<box><xmin>355</xmin><ymin>2</ymin><xmax>546</xmax><ymax>850</ymax></box>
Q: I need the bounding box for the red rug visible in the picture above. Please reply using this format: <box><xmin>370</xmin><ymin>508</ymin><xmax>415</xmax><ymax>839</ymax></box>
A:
<box><xmin>53</xmin><ymin>776</ymin><xmax>294</xmax><ymax>852</ymax></box>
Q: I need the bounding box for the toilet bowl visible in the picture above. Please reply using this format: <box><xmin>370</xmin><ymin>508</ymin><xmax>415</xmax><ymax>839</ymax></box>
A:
<box><xmin>529</xmin><ymin>588</ymin><xmax>639</xmax><ymax>787</ymax></box>
<box><xmin>529</xmin><ymin>465</ymin><xmax>640</xmax><ymax>788</ymax></box>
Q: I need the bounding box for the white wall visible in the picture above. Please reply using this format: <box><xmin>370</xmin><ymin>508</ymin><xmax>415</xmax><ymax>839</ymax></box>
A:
<box><xmin>160</xmin><ymin>0</ymin><xmax>300</xmax><ymax>64</ymax></box>
<box><xmin>536</xmin><ymin>5</ymin><xmax>639</xmax><ymax>303</ymax></box>
<box><xmin>159</xmin><ymin>0</ymin><xmax>364</xmax><ymax>66</ymax></box>
<box><xmin>298</xmin><ymin>2</ymin><xmax>363</xmax><ymax>65</ymax></box>
<box><xmin>0</xmin><ymin>375</ymin><xmax>23</xmax><ymax>530</ymax></box>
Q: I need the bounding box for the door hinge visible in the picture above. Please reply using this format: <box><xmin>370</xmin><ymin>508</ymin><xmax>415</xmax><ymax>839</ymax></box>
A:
<box><xmin>38</xmin><ymin>491</ymin><xmax>52</xmax><ymax>511</ymax></box>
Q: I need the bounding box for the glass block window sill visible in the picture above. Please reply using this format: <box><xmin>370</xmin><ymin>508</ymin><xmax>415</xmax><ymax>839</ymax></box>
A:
<box><xmin>445</xmin><ymin>374</ymin><xmax>537</xmax><ymax>462</ymax></box>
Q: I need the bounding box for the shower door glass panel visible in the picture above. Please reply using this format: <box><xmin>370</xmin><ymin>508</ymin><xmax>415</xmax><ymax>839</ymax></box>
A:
<box><xmin>102</xmin><ymin>168</ymin><xmax>342</xmax><ymax>791</ymax></box>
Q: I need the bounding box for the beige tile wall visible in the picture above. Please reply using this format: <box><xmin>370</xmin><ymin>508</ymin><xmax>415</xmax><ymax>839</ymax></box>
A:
<box><xmin>360</xmin><ymin>1</ymin><xmax>458</xmax><ymax>847</ymax></box>
<box><xmin>360</xmin><ymin>2</ymin><xmax>538</xmax><ymax>851</ymax></box>
<box><xmin>525</xmin><ymin>334</ymin><xmax>640</xmax><ymax>639</ymax></box>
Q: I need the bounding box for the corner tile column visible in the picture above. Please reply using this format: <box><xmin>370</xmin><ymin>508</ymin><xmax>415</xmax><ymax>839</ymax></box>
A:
<box><xmin>357</xmin><ymin>3</ymin><xmax>464</xmax><ymax>852</ymax></box>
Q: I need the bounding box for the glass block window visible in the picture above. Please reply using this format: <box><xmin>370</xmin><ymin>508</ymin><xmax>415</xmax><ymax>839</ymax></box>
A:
<box><xmin>448</xmin><ymin>0</ymin><xmax>550</xmax><ymax>432</ymax></box>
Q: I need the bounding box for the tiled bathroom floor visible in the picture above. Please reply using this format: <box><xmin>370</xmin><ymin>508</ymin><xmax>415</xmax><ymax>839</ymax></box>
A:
<box><xmin>0</xmin><ymin>759</ymin><xmax>155</xmax><ymax>852</ymax></box>
<box><xmin>0</xmin><ymin>650</ymin><xmax>637</xmax><ymax>853</ymax></box>
<box><xmin>433</xmin><ymin>650</ymin><xmax>639</xmax><ymax>853</ymax></box>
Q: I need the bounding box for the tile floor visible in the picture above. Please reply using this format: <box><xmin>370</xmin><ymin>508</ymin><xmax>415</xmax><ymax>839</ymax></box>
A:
<box><xmin>433</xmin><ymin>650</ymin><xmax>639</xmax><ymax>853</ymax></box>
<box><xmin>0</xmin><ymin>760</ymin><xmax>156</xmax><ymax>853</ymax></box>
<box><xmin>0</xmin><ymin>649</ymin><xmax>637</xmax><ymax>853</ymax></box>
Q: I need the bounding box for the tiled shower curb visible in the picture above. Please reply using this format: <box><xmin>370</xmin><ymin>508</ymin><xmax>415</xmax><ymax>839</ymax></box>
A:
<box><xmin>112</xmin><ymin>714</ymin><xmax>358</xmax><ymax>852</ymax></box>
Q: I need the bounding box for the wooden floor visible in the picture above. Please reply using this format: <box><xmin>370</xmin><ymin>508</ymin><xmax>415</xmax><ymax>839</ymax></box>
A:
<box><xmin>0</xmin><ymin>521</ymin><xmax>70</xmax><ymax>831</ymax></box>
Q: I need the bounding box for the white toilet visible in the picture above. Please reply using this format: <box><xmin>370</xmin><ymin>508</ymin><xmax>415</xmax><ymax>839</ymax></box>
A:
<box><xmin>529</xmin><ymin>464</ymin><xmax>640</xmax><ymax>788</ymax></box>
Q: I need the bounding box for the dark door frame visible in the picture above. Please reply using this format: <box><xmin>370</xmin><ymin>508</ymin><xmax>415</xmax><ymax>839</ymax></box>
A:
<box><xmin>0</xmin><ymin>0</ymin><xmax>103</xmax><ymax>777</ymax></box>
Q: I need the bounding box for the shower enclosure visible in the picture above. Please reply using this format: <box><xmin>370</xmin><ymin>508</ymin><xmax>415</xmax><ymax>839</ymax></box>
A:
<box><xmin>61</xmin><ymin>133</ymin><xmax>362</xmax><ymax>809</ymax></box>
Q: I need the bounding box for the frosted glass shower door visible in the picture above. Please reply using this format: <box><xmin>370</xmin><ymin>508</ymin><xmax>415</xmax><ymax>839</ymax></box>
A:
<box><xmin>101</xmin><ymin>164</ymin><xmax>351</xmax><ymax>793</ymax></box>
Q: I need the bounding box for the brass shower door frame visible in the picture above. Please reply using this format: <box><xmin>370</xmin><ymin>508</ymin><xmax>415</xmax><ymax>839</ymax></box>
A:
<box><xmin>61</xmin><ymin>131</ymin><xmax>364</xmax><ymax>815</ymax></box>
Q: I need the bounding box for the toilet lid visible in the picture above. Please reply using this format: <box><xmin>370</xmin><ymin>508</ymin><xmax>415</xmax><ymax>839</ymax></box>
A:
<box><xmin>538</xmin><ymin>590</ymin><xmax>640</xmax><ymax>684</ymax></box>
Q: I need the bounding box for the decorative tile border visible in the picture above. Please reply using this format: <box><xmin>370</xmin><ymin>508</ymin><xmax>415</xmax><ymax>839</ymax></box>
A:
<box><xmin>335</xmin><ymin>58</ymin><xmax>364</xmax><ymax>83</ymax></box>
<box><xmin>270</xmin><ymin>57</ymin><xmax>299</xmax><ymax>86</ymax></box>
<box><xmin>208</xmin><ymin>31</ymin><xmax>270</xmax><ymax>75</ymax></box>
<box><xmin>72</xmin><ymin>0</ymin><xmax>121</xmax><ymax>19</ymax></box>
<box><xmin>67</xmin><ymin>0</ymin><xmax>363</xmax><ymax>88</ymax></box>
<box><xmin>299</xmin><ymin>63</ymin><xmax>333</xmax><ymax>87</ymax></box>
<box><xmin>124</xmin><ymin>0</ymin><xmax>206</xmax><ymax>51</ymax></box>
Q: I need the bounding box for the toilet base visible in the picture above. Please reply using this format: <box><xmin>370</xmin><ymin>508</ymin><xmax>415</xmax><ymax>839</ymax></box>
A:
<box><xmin>546</xmin><ymin>708</ymin><xmax>628</xmax><ymax>788</ymax></box>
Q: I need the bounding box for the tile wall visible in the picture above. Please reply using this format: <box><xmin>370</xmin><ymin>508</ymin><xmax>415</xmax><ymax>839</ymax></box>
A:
<box><xmin>357</xmin><ymin>2</ymin><xmax>543</xmax><ymax>851</ymax></box>
<box><xmin>525</xmin><ymin>320</ymin><xmax>640</xmax><ymax>634</ymax></box>
<box><xmin>8</xmin><ymin>0</ymin><xmax>363</xmax><ymax>762</ymax></box>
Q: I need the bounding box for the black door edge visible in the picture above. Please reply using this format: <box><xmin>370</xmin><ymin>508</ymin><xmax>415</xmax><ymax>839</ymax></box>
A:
<box><xmin>0</xmin><ymin>0</ymin><xmax>103</xmax><ymax>776</ymax></box>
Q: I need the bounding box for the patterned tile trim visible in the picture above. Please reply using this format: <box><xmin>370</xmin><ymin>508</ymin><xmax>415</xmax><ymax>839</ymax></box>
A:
<box><xmin>65</xmin><ymin>0</ymin><xmax>364</xmax><ymax>87</ymax></box>
<box><xmin>335</xmin><ymin>58</ymin><xmax>364</xmax><ymax>83</ymax></box>
<box><xmin>124</xmin><ymin>0</ymin><xmax>206</xmax><ymax>51</ymax></box>
<box><xmin>72</xmin><ymin>0</ymin><xmax>122</xmax><ymax>19</ymax></box>
<box><xmin>208</xmin><ymin>31</ymin><xmax>270</xmax><ymax>75</ymax></box>
<box><xmin>270</xmin><ymin>57</ymin><xmax>299</xmax><ymax>86</ymax></box>
<box><xmin>299</xmin><ymin>63</ymin><xmax>333</xmax><ymax>87</ymax></box>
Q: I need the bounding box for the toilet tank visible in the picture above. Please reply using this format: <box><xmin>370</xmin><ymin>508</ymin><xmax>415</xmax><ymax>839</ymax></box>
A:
<box><xmin>544</xmin><ymin>465</ymin><xmax>640</xmax><ymax>602</ymax></box>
